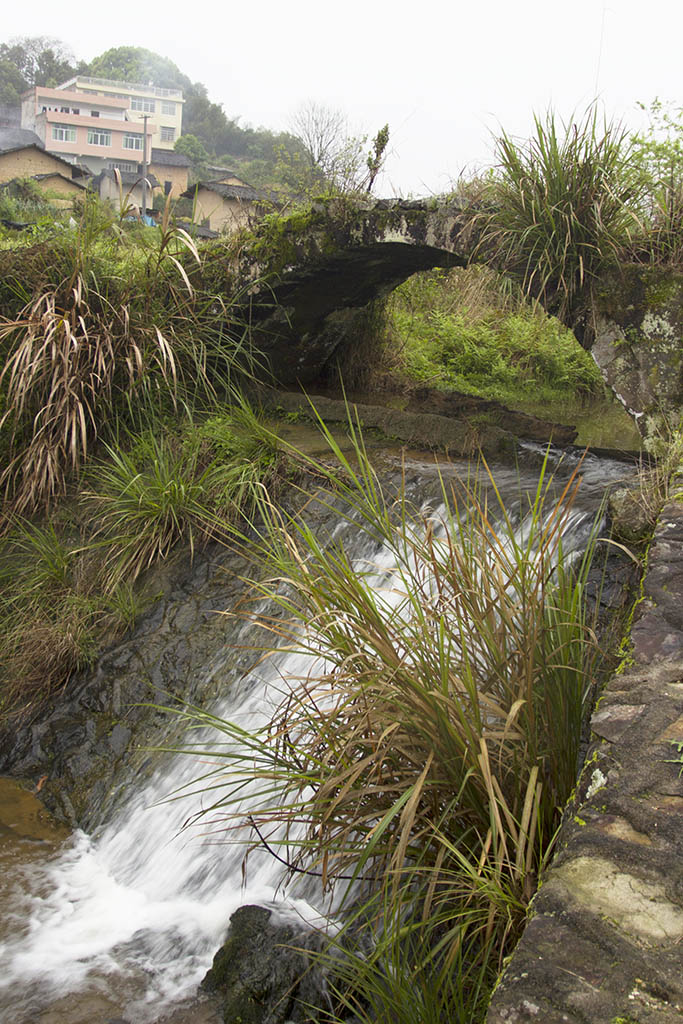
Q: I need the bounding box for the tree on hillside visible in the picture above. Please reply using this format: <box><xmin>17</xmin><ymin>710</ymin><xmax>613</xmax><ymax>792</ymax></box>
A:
<box><xmin>86</xmin><ymin>46</ymin><xmax>190</xmax><ymax>90</ymax></box>
<box><xmin>0</xmin><ymin>56</ymin><xmax>26</xmax><ymax>105</ymax></box>
<box><xmin>174</xmin><ymin>133</ymin><xmax>209</xmax><ymax>165</ymax></box>
<box><xmin>288</xmin><ymin>101</ymin><xmax>390</xmax><ymax>195</ymax></box>
<box><xmin>0</xmin><ymin>36</ymin><xmax>82</xmax><ymax>104</ymax></box>
<box><xmin>182</xmin><ymin>81</ymin><xmax>235</xmax><ymax>153</ymax></box>
<box><xmin>291</xmin><ymin>101</ymin><xmax>349</xmax><ymax>181</ymax></box>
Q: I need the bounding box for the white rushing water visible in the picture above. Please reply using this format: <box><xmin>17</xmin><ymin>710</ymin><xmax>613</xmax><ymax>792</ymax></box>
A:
<box><xmin>1</xmin><ymin>632</ymin><xmax>345</xmax><ymax>1021</ymax></box>
<box><xmin>0</xmin><ymin>451</ymin><xmax>629</xmax><ymax>1023</ymax></box>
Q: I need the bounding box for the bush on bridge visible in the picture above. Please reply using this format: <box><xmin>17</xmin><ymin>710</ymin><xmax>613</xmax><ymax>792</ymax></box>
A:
<box><xmin>477</xmin><ymin>108</ymin><xmax>645</xmax><ymax>323</ymax></box>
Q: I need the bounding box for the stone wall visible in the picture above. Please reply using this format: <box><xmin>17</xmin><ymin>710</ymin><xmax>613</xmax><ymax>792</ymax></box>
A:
<box><xmin>486</xmin><ymin>500</ymin><xmax>683</xmax><ymax>1023</ymax></box>
<box><xmin>0</xmin><ymin>146</ymin><xmax>74</xmax><ymax>184</ymax></box>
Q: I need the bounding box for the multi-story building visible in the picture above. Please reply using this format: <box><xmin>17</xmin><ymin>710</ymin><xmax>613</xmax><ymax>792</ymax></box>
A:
<box><xmin>57</xmin><ymin>76</ymin><xmax>183</xmax><ymax>152</ymax></box>
<box><xmin>21</xmin><ymin>76</ymin><xmax>184</xmax><ymax>177</ymax></box>
<box><xmin>21</xmin><ymin>86</ymin><xmax>153</xmax><ymax>175</ymax></box>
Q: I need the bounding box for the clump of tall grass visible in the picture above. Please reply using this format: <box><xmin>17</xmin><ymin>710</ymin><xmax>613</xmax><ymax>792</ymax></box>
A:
<box><xmin>85</xmin><ymin>398</ymin><xmax>285</xmax><ymax>589</ymax></box>
<box><xmin>477</xmin><ymin>108</ymin><xmax>644</xmax><ymax>323</ymax></box>
<box><xmin>630</xmin><ymin>99</ymin><xmax>683</xmax><ymax>266</ymax></box>
<box><xmin>0</xmin><ymin>398</ymin><xmax>287</xmax><ymax>722</ymax></box>
<box><xmin>0</xmin><ymin>196</ymin><xmax>260</xmax><ymax>518</ymax></box>
<box><xmin>172</xmin><ymin>418</ymin><xmax>603</xmax><ymax>1020</ymax></box>
<box><xmin>0</xmin><ymin>516</ymin><xmax>144</xmax><ymax>721</ymax></box>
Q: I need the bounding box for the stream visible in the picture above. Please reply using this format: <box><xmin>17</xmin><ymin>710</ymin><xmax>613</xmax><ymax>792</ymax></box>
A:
<box><xmin>0</xmin><ymin>445</ymin><xmax>636</xmax><ymax>1024</ymax></box>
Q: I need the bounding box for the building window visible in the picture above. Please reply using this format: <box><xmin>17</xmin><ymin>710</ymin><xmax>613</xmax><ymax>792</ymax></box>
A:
<box><xmin>123</xmin><ymin>132</ymin><xmax>144</xmax><ymax>151</ymax></box>
<box><xmin>60</xmin><ymin>106</ymin><xmax>69</xmax><ymax>113</ymax></box>
<box><xmin>160</xmin><ymin>125</ymin><xmax>175</xmax><ymax>142</ymax></box>
<box><xmin>164</xmin><ymin>180</ymin><xmax>172</xmax><ymax>195</ymax></box>
<box><xmin>131</xmin><ymin>97</ymin><xmax>155</xmax><ymax>113</ymax></box>
<box><xmin>72</xmin><ymin>108</ymin><xmax>80</xmax><ymax>115</ymax></box>
<box><xmin>52</xmin><ymin>123</ymin><xmax>77</xmax><ymax>143</ymax></box>
<box><xmin>109</xmin><ymin>160</ymin><xmax>138</xmax><ymax>172</ymax></box>
<box><xmin>91</xmin><ymin>110</ymin><xmax>100</xmax><ymax>118</ymax></box>
<box><xmin>161</xmin><ymin>100</ymin><xmax>176</xmax><ymax>116</ymax></box>
<box><xmin>87</xmin><ymin>128</ymin><xmax>111</xmax><ymax>146</ymax></box>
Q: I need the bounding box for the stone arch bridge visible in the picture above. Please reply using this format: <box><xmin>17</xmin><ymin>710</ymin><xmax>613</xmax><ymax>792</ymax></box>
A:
<box><xmin>234</xmin><ymin>198</ymin><xmax>683</xmax><ymax>433</ymax></box>
<box><xmin>241</xmin><ymin>198</ymin><xmax>475</xmax><ymax>386</ymax></box>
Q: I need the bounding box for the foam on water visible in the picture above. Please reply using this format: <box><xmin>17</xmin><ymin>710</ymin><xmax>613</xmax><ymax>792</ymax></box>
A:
<box><xmin>0</xmin><ymin>451</ymin><xmax>630</xmax><ymax>1021</ymax></box>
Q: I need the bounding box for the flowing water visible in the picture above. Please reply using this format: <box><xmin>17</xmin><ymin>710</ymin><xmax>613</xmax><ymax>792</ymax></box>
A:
<box><xmin>0</xmin><ymin>447</ymin><xmax>635</xmax><ymax>1024</ymax></box>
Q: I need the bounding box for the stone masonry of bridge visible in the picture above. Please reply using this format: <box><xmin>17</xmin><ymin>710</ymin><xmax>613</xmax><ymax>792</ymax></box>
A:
<box><xmin>235</xmin><ymin>197</ymin><xmax>683</xmax><ymax>439</ymax></box>
<box><xmin>241</xmin><ymin>197</ymin><xmax>474</xmax><ymax>386</ymax></box>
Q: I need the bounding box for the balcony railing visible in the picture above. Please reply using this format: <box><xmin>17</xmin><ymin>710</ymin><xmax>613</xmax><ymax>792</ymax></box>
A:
<box><xmin>58</xmin><ymin>76</ymin><xmax>183</xmax><ymax>100</ymax></box>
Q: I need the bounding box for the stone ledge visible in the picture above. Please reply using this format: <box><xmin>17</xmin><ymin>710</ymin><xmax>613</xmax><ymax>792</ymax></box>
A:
<box><xmin>487</xmin><ymin>502</ymin><xmax>683</xmax><ymax>1024</ymax></box>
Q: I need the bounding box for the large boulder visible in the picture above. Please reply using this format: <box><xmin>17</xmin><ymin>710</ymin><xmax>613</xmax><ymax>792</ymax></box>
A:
<box><xmin>590</xmin><ymin>264</ymin><xmax>683</xmax><ymax>441</ymax></box>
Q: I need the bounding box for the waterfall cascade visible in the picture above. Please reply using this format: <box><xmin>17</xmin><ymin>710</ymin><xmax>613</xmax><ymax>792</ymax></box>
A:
<box><xmin>0</xmin><ymin>448</ymin><xmax>633</xmax><ymax>1023</ymax></box>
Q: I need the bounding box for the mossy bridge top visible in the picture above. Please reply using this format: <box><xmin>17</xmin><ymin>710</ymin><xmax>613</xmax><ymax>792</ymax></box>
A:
<box><xmin>219</xmin><ymin>197</ymin><xmax>683</xmax><ymax>438</ymax></box>
<box><xmin>233</xmin><ymin>197</ymin><xmax>476</xmax><ymax>386</ymax></box>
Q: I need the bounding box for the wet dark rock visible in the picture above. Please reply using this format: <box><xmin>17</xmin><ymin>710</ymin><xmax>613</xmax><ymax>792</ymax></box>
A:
<box><xmin>261</xmin><ymin>387</ymin><xmax>570</xmax><ymax>461</ymax></box>
<box><xmin>0</xmin><ymin>541</ymin><xmax>257</xmax><ymax>829</ymax></box>
<box><xmin>202</xmin><ymin>904</ymin><xmax>327</xmax><ymax>1024</ymax></box>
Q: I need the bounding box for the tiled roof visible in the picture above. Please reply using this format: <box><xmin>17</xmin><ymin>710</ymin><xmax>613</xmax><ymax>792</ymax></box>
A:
<box><xmin>182</xmin><ymin>180</ymin><xmax>265</xmax><ymax>202</ymax></box>
<box><xmin>150</xmin><ymin>148</ymin><xmax>192</xmax><ymax>167</ymax></box>
<box><xmin>32</xmin><ymin>172</ymin><xmax>88</xmax><ymax>190</ymax></box>
<box><xmin>95</xmin><ymin>168</ymin><xmax>161</xmax><ymax>189</ymax></box>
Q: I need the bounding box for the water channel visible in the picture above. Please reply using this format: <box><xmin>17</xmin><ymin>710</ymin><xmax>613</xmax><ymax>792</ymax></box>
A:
<box><xmin>0</xmin><ymin>444</ymin><xmax>636</xmax><ymax>1023</ymax></box>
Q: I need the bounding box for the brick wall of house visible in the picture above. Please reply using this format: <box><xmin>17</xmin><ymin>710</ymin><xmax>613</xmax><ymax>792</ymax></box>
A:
<box><xmin>148</xmin><ymin>162</ymin><xmax>188</xmax><ymax>199</ymax></box>
<box><xmin>0</xmin><ymin>148</ymin><xmax>71</xmax><ymax>184</ymax></box>
<box><xmin>193</xmin><ymin>188</ymin><xmax>254</xmax><ymax>233</ymax></box>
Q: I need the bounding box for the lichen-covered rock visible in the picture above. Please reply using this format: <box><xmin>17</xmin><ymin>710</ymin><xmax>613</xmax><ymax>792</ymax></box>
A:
<box><xmin>608</xmin><ymin>486</ymin><xmax>655</xmax><ymax>546</ymax></box>
<box><xmin>486</xmin><ymin>503</ymin><xmax>683</xmax><ymax>1023</ymax></box>
<box><xmin>590</xmin><ymin>265</ymin><xmax>683</xmax><ymax>441</ymax></box>
<box><xmin>202</xmin><ymin>904</ymin><xmax>327</xmax><ymax>1024</ymax></box>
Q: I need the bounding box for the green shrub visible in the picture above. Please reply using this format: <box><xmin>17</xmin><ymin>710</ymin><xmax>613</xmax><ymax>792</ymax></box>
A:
<box><xmin>390</xmin><ymin>268</ymin><xmax>603</xmax><ymax>405</ymax></box>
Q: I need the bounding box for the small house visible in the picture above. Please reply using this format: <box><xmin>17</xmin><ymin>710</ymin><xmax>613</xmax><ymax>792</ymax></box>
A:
<box><xmin>0</xmin><ymin>128</ymin><xmax>88</xmax><ymax>185</ymax></box>
<box><xmin>92</xmin><ymin>167</ymin><xmax>160</xmax><ymax>213</ymax></box>
<box><xmin>181</xmin><ymin>176</ymin><xmax>275</xmax><ymax>234</ymax></box>
<box><xmin>148</xmin><ymin>147</ymin><xmax>192</xmax><ymax>198</ymax></box>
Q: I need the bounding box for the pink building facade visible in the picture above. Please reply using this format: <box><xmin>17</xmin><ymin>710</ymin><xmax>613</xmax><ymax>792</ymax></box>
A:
<box><xmin>21</xmin><ymin>87</ymin><xmax>153</xmax><ymax>174</ymax></box>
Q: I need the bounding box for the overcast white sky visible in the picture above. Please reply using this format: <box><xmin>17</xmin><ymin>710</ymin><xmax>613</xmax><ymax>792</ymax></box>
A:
<box><xmin>4</xmin><ymin>0</ymin><xmax>681</xmax><ymax>194</ymax></box>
